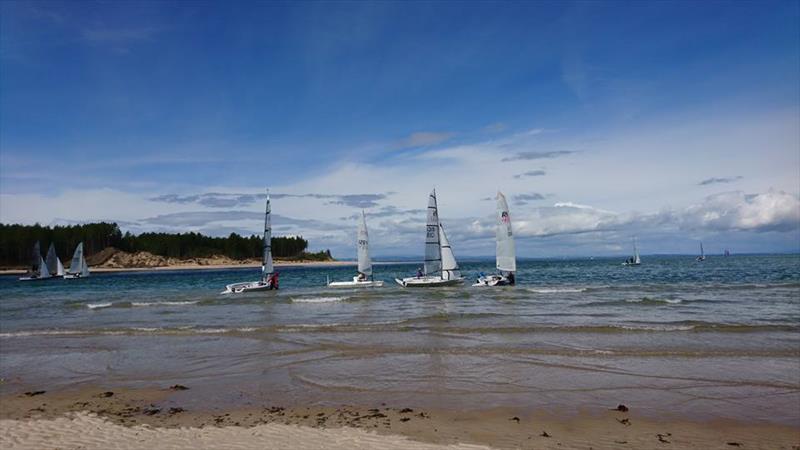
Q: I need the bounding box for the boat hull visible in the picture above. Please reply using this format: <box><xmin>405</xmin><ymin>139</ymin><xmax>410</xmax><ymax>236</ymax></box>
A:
<box><xmin>395</xmin><ymin>276</ymin><xmax>464</xmax><ymax>287</ymax></box>
<box><xmin>221</xmin><ymin>280</ymin><xmax>276</xmax><ymax>294</ymax></box>
<box><xmin>18</xmin><ymin>276</ymin><xmax>52</xmax><ymax>282</ymax></box>
<box><xmin>63</xmin><ymin>274</ymin><xmax>87</xmax><ymax>279</ymax></box>
<box><xmin>328</xmin><ymin>280</ymin><xmax>384</xmax><ymax>288</ymax></box>
<box><xmin>472</xmin><ymin>275</ymin><xmax>513</xmax><ymax>287</ymax></box>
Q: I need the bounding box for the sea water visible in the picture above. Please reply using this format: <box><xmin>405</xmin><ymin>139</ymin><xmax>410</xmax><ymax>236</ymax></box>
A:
<box><xmin>1</xmin><ymin>255</ymin><xmax>798</xmax><ymax>424</ymax></box>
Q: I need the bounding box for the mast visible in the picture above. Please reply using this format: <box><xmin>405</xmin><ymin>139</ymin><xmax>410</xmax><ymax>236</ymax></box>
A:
<box><xmin>424</xmin><ymin>189</ymin><xmax>442</xmax><ymax>276</ymax></box>
<box><xmin>495</xmin><ymin>191</ymin><xmax>516</xmax><ymax>273</ymax></box>
<box><xmin>261</xmin><ymin>190</ymin><xmax>273</xmax><ymax>282</ymax></box>
<box><xmin>357</xmin><ymin>210</ymin><xmax>372</xmax><ymax>276</ymax></box>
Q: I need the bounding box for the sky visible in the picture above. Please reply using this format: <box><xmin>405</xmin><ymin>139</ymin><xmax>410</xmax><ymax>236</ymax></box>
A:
<box><xmin>1</xmin><ymin>0</ymin><xmax>798</xmax><ymax>258</ymax></box>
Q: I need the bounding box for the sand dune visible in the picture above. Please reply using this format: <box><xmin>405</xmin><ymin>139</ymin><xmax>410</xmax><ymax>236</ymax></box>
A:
<box><xmin>1</xmin><ymin>412</ymin><xmax>490</xmax><ymax>450</ymax></box>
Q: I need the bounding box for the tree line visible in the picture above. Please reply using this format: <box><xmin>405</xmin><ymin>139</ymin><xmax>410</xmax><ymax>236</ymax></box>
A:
<box><xmin>0</xmin><ymin>222</ymin><xmax>327</xmax><ymax>267</ymax></box>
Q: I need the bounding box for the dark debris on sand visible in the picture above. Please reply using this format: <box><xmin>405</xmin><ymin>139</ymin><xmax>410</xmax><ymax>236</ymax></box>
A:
<box><xmin>23</xmin><ymin>391</ymin><xmax>46</xmax><ymax>397</ymax></box>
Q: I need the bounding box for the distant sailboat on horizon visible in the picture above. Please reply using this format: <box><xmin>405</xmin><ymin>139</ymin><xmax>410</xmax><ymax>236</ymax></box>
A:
<box><xmin>696</xmin><ymin>242</ymin><xmax>706</xmax><ymax>261</ymax></box>
<box><xmin>64</xmin><ymin>242</ymin><xmax>90</xmax><ymax>279</ymax></box>
<box><xmin>19</xmin><ymin>241</ymin><xmax>52</xmax><ymax>281</ymax></box>
<box><xmin>396</xmin><ymin>189</ymin><xmax>464</xmax><ymax>287</ymax></box>
<box><xmin>222</xmin><ymin>190</ymin><xmax>279</xmax><ymax>294</ymax></box>
<box><xmin>622</xmin><ymin>237</ymin><xmax>641</xmax><ymax>266</ymax></box>
<box><xmin>328</xmin><ymin>210</ymin><xmax>384</xmax><ymax>288</ymax></box>
<box><xmin>474</xmin><ymin>191</ymin><xmax>516</xmax><ymax>287</ymax></box>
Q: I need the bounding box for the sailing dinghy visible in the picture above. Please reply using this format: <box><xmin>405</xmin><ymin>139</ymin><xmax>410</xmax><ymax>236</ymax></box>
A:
<box><xmin>395</xmin><ymin>189</ymin><xmax>464</xmax><ymax>287</ymax></box>
<box><xmin>222</xmin><ymin>191</ymin><xmax>279</xmax><ymax>294</ymax></box>
<box><xmin>696</xmin><ymin>242</ymin><xmax>706</xmax><ymax>261</ymax></box>
<box><xmin>19</xmin><ymin>241</ymin><xmax>52</xmax><ymax>281</ymax></box>
<box><xmin>328</xmin><ymin>211</ymin><xmax>384</xmax><ymax>288</ymax></box>
<box><xmin>474</xmin><ymin>191</ymin><xmax>516</xmax><ymax>287</ymax></box>
<box><xmin>622</xmin><ymin>237</ymin><xmax>641</xmax><ymax>266</ymax></box>
<box><xmin>64</xmin><ymin>242</ymin><xmax>90</xmax><ymax>279</ymax></box>
<box><xmin>45</xmin><ymin>243</ymin><xmax>65</xmax><ymax>277</ymax></box>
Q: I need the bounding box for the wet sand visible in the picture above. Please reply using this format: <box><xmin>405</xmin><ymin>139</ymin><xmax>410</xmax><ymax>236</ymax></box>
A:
<box><xmin>1</xmin><ymin>386</ymin><xmax>797</xmax><ymax>449</ymax></box>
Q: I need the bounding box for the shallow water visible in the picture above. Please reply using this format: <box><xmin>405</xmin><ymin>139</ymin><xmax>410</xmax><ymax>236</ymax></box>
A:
<box><xmin>1</xmin><ymin>255</ymin><xmax>798</xmax><ymax>424</ymax></box>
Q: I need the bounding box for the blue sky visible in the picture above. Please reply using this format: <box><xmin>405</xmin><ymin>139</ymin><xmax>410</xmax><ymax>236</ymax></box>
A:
<box><xmin>1</xmin><ymin>1</ymin><xmax>798</xmax><ymax>258</ymax></box>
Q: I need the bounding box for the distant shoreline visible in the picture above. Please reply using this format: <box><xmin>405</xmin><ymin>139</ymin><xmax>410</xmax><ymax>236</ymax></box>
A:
<box><xmin>0</xmin><ymin>260</ymin><xmax>355</xmax><ymax>275</ymax></box>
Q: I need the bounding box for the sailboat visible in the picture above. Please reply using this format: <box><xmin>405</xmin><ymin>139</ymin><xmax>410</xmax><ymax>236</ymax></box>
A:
<box><xmin>19</xmin><ymin>241</ymin><xmax>52</xmax><ymax>281</ymax></box>
<box><xmin>328</xmin><ymin>211</ymin><xmax>384</xmax><ymax>288</ymax></box>
<box><xmin>64</xmin><ymin>242</ymin><xmax>90</xmax><ymax>279</ymax></box>
<box><xmin>45</xmin><ymin>243</ymin><xmax>65</xmax><ymax>277</ymax></box>
<box><xmin>622</xmin><ymin>237</ymin><xmax>641</xmax><ymax>266</ymax></box>
<box><xmin>395</xmin><ymin>189</ymin><xmax>464</xmax><ymax>287</ymax></box>
<box><xmin>474</xmin><ymin>191</ymin><xmax>516</xmax><ymax>287</ymax></box>
<box><xmin>696</xmin><ymin>242</ymin><xmax>706</xmax><ymax>261</ymax></box>
<box><xmin>221</xmin><ymin>191</ymin><xmax>278</xmax><ymax>294</ymax></box>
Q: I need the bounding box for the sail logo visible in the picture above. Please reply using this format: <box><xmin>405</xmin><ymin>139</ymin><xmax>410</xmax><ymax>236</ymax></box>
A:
<box><xmin>426</xmin><ymin>225</ymin><xmax>437</xmax><ymax>238</ymax></box>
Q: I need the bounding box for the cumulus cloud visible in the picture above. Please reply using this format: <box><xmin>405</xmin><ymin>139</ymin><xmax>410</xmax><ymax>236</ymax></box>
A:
<box><xmin>698</xmin><ymin>176</ymin><xmax>743</xmax><ymax>186</ymax></box>
<box><xmin>502</xmin><ymin>150</ymin><xmax>575</xmax><ymax>162</ymax></box>
<box><xmin>513</xmin><ymin>170</ymin><xmax>546</xmax><ymax>179</ymax></box>
<box><xmin>678</xmin><ymin>190</ymin><xmax>799</xmax><ymax>233</ymax></box>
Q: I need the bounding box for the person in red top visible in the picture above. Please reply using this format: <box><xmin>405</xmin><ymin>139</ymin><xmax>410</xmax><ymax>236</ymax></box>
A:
<box><xmin>268</xmin><ymin>271</ymin><xmax>280</xmax><ymax>289</ymax></box>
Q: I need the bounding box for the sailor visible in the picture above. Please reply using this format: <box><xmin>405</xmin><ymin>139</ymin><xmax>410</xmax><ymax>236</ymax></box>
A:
<box><xmin>269</xmin><ymin>271</ymin><xmax>280</xmax><ymax>289</ymax></box>
<box><xmin>507</xmin><ymin>272</ymin><xmax>515</xmax><ymax>285</ymax></box>
<box><xmin>416</xmin><ymin>267</ymin><xmax>423</xmax><ymax>278</ymax></box>
<box><xmin>357</xmin><ymin>271</ymin><xmax>367</xmax><ymax>281</ymax></box>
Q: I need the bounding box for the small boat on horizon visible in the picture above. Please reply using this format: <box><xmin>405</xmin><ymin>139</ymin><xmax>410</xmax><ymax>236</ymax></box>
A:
<box><xmin>396</xmin><ymin>189</ymin><xmax>464</xmax><ymax>287</ymax></box>
<box><xmin>328</xmin><ymin>210</ymin><xmax>384</xmax><ymax>288</ymax></box>
<box><xmin>622</xmin><ymin>237</ymin><xmax>641</xmax><ymax>266</ymax></box>
<box><xmin>19</xmin><ymin>241</ymin><xmax>52</xmax><ymax>281</ymax></box>
<box><xmin>64</xmin><ymin>242</ymin><xmax>90</xmax><ymax>279</ymax></box>
<box><xmin>474</xmin><ymin>191</ymin><xmax>516</xmax><ymax>287</ymax></box>
<box><xmin>222</xmin><ymin>190</ymin><xmax>279</xmax><ymax>294</ymax></box>
<box><xmin>696</xmin><ymin>242</ymin><xmax>706</xmax><ymax>261</ymax></box>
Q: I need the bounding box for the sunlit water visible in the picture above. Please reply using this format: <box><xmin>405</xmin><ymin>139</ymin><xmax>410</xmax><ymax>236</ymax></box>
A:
<box><xmin>1</xmin><ymin>255</ymin><xmax>798</xmax><ymax>424</ymax></box>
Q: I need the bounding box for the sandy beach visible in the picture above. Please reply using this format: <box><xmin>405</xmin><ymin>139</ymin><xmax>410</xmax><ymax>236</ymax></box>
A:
<box><xmin>2</xmin><ymin>386</ymin><xmax>798</xmax><ymax>449</ymax></box>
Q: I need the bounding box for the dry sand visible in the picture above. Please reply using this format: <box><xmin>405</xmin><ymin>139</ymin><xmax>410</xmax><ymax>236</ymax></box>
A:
<box><xmin>1</xmin><ymin>387</ymin><xmax>797</xmax><ymax>449</ymax></box>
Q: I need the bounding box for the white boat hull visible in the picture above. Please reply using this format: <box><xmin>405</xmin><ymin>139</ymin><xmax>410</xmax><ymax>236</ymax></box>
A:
<box><xmin>221</xmin><ymin>280</ymin><xmax>276</xmax><ymax>294</ymax></box>
<box><xmin>328</xmin><ymin>280</ymin><xmax>384</xmax><ymax>288</ymax></box>
<box><xmin>18</xmin><ymin>276</ymin><xmax>51</xmax><ymax>282</ymax></box>
<box><xmin>395</xmin><ymin>276</ymin><xmax>464</xmax><ymax>287</ymax></box>
<box><xmin>63</xmin><ymin>274</ymin><xmax>87</xmax><ymax>279</ymax></box>
<box><xmin>622</xmin><ymin>262</ymin><xmax>641</xmax><ymax>266</ymax></box>
<box><xmin>472</xmin><ymin>274</ymin><xmax>513</xmax><ymax>287</ymax></box>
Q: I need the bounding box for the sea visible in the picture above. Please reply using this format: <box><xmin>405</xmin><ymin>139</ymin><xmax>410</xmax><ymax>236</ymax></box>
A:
<box><xmin>1</xmin><ymin>254</ymin><xmax>798</xmax><ymax>425</ymax></box>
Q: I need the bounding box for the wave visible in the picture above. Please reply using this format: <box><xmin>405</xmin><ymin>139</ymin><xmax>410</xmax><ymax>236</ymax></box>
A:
<box><xmin>291</xmin><ymin>296</ymin><xmax>347</xmax><ymax>304</ymax></box>
<box><xmin>527</xmin><ymin>287</ymin><xmax>587</xmax><ymax>294</ymax></box>
<box><xmin>130</xmin><ymin>301</ymin><xmax>198</xmax><ymax>307</ymax></box>
<box><xmin>87</xmin><ymin>302</ymin><xmax>113</xmax><ymax>309</ymax></box>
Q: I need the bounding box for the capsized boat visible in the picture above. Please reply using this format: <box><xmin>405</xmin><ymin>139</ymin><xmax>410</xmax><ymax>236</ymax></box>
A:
<box><xmin>696</xmin><ymin>242</ymin><xmax>706</xmax><ymax>261</ymax></box>
<box><xmin>396</xmin><ymin>189</ymin><xmax>464</xmax><ymax>287</ymax></box>
<box><xmin>222</xmin><ymin>191</ymin><xmax>279</xmax><ymax>294</ymax></box>
<box><xmin>64</xmin><ymin>242</ymin><xmax>90</xmax><ymax>279</ymax></box>
<box><xmin>622</xmin><ymin>237</ymin><xmax>641</xmax><ymax>266</ymax></box>
<box><xmin>328</xmin><ymin>211</ymin><xmax>384</xmax><ymax>288</ymax></box>
<box><xmin>474</xmin><ymin>191</ymin><xmax>516</xmax><ymax>287</ymax></box>
<box><xmin>45</xmin><ymin>243</ymin><xmax>65</xmax><ymax>277</ymax></box>
<box><xmin>19</xmin><ymin>241</ymin><xmax>52</xmax><ymax>281</ymax></box>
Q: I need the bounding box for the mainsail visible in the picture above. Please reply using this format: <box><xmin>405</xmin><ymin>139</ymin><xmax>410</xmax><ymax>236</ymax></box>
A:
<box><xmin>46</xmin><ymin>243</ymin><xmax>64</xmax><ymax>276</ymax></box>
<box><xmin>495</xmin><ymin>191</ymin><xmax>516</xmax><ymax>273</ymax></box>
<box><xmin>357</xmin><ymin>210</ymin><xmax>372</xmax><ymax>276</ymax></box>
<box><xmin>29</xmin><ymin>241</ymin><xmax>42</xmax><ymax>276</ymax></box>
<box><xmin>700</xmin><ymin>242</ymin><xmax>704</xmax><ymax>258</ymax></box>
<box><xmin>38</xmin><ymin>256</ymin><xmax>51</xmax><ymax>278</ymax></box>
<box><xmin>424</xmin><ymin>189</ymin><xmax>442</xmax><ymax>276</ymax></box>
<box><xmin>68</xmin><ymin>242</ymin><xmax>89</xmax><ymax>276</ymax></box>
<box><xmin>633</xmin><ymin>237</ymin><xmax>641</xmax><ymax>264</ymax></box>
<box><xmin>261</xmin><ymin>192</ymin><xmax>273</xmax><ymax>282</ymax></box>
<box><xmin>439</xmin><ymin>223</ymin><xmax>461</xmax><ymax>280</ymax></box>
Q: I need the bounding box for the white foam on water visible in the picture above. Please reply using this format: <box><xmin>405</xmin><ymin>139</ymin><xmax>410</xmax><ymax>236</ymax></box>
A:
<box><xmin>290</xmin><ymin>296</ymin><xmax>347</xmax><ymax>304</ymax></box>
<box><xmin>527</xmin><ymin>288</ymin><xmax>587</xmax><ymax>294</ymax></box>
<box><xmin>130</xmin><ymin>301</ymin><xmax>199</xmax><ymax>307</ymax></box>
<box><xmin>87</xmin><ymin>302</ymin><xmax>113</xmax><ymax>309</ymax></box>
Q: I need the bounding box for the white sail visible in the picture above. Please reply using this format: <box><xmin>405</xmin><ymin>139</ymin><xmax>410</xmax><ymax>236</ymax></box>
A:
<box><xmin>67</xmin><ymin>242</ymin><xmax>90</xmax><ymax>277</ymax></box>
<box><xmin>29</xmin><ymin>241</ymin><xmax>42</xmax><ymax>276</ymax></box>
<box><xmin>439</xmin><ymin>224</ymin><xmax>461</xmax><ymax>280</ymax></box>
<box><xmin>495</xmin><ymin>191</ymin><xmax>516</xmax><ymax>272</ymax></box>
<box><xmin>633</xmin><ymin>237</ymin><xmax>641</xmax><ymax>264</ymax></box>
<box><xmin>357</xmin><ymin>210</ymin><xmax>372</xmax><ymax>276</ymax></box>
<box><xmin>700</xmin><ymin>242</ymin><xmax>704</xmax><ymax>258</ymax></box>
<box><xmin>56</xmin><ymin>258</ymin><xmax>65</xmax><ymax>276</ymax></box>
<box><xmin>261</xmin><ymin>192</ymin><xmax>273</xmax><ymax>281</ymax></box>
<box><xmin>38</xmin><ymin>256</ymin><xmax>52</xmax><ymax>278</ymax></box>
<box><xmin>424</xmin><ymin>189</ymin><xmax>442</xmax><ymax>276</ymax></box>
